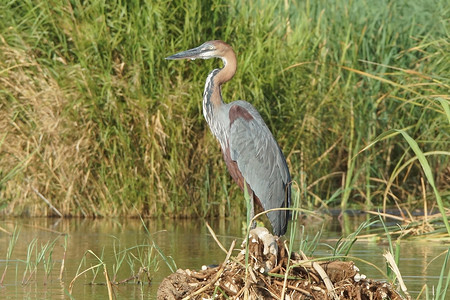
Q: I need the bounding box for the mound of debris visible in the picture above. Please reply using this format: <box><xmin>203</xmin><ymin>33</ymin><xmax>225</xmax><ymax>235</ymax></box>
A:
<box><xmin>158</xmin><ymin>227</ymin><xmax>403</xmax><ymax>299</ymax></box>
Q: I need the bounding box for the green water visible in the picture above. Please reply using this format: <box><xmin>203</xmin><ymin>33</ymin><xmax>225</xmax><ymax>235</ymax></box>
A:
<box><xmin>0</xmin><ymin>216</ymin><xmax>448</xmax><ymax>299</ymax></box>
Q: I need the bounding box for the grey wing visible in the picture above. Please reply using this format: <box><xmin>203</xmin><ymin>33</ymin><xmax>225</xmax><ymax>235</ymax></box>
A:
<box><xmin>228</xmin><ymin>103</ymin><xmax>291</xmax><ymax>236</ymax></box>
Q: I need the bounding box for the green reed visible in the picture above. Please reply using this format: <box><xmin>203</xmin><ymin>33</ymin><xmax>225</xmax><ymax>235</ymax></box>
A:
<box><xmin>68</xmin><ymin>219</ymin><xmax>175</xmax><ymax>296</ymax></box>
<box><xmin>0</xmin><ymin>0</ymin><xmax>448</xmax><ymax>220</ymax></box>
<box><xmin>21</xmin><ymin>235</ymin><xmax>65</xmax><ymax>285</ymax></box>
<box><xmin>435</xmin><ymin>249</ymin><xmax>450</xmax><ymax>300</ymax></box>
<box><xmin>0</xmin><ymin>226</ymin><xmax>20</xmax><ymax>285</ymax></box>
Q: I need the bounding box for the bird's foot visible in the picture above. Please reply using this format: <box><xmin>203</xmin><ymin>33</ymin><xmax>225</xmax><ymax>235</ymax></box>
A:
<box><xmin>248</xmin><ymin>227</ymin><xmax>278</xmax><ymax>256</ymax></box>
<box><xmin>240</xmin><ymin>227</ymin><xmax>279</xmax><ymax>273</ymax></box>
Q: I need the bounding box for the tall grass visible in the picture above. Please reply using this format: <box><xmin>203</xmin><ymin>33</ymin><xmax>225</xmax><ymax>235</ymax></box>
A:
<box><xmin>0</xmin><ymin>0</ymin><xmax>448</xmax><ymax>219</ymax></box>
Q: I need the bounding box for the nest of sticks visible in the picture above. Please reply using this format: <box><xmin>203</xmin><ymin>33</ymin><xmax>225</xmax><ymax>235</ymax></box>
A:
<box><xmin>158</xmin><ymin>227</ymin><xmax>404</xmax><ymax>299</ymax></box>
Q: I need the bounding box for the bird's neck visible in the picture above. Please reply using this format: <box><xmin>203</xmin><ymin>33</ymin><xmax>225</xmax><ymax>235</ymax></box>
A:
<box><xmin>202</xmin><ymin>50</ymin><xmax>237</xmax><ymax>118</ymax></box>
<box><xmin>202</xmin><ymin>69</ymin><xmax>224</xmax><ymax>145</ymax></box>
<box><xmin>202</xmin><ymin>52</ymin><xmax>237</xmax><ymax>149</ymax></box>
<box><xmin>203</xmin><ymin>69</ymin><xmax>221</xmax><ymax>119</ymax></box>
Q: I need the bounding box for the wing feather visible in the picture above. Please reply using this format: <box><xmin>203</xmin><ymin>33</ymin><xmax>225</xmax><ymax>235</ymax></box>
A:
<box><xmin>228</xmin><ymin>102</ymin><xmax>291</xmax><ymax>235</ymax></box>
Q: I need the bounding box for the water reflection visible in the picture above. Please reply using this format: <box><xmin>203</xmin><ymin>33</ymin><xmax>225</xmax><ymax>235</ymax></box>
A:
<box><xmin>0</xmin><ymin>216</ymin><xmax>448</xmax><ymax>299</ymax></box>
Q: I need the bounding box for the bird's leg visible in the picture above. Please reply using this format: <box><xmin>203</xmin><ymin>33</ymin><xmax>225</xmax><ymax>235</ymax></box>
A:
<box><xmin>246</xmin><ymin>227</ymin><xmax>279</xmax><ymax>272</ymax></box>
<box><xmin>249</xmin><ymin>192</ymin><xmax>256</xmax><ymax>230</ymax></box>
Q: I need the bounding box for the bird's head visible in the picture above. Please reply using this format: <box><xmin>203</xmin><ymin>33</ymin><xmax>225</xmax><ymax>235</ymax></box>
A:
<box><xmin>165</xmin><ymin>40</ymin><xmax>232</xmax><ymax>61</ymax></box>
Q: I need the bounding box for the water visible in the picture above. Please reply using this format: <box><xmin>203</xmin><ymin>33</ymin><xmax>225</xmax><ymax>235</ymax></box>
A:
<box><xmin>0</xmin><ymin>216</ymin><xmax>448</xmax><ymax>299</ymax></box>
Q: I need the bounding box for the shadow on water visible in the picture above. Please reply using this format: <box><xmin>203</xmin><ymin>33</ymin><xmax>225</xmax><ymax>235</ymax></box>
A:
<box><xmin>0</xmin><ymin>214</ymin><xmax>448</xmax><ymax>299</ymax></box>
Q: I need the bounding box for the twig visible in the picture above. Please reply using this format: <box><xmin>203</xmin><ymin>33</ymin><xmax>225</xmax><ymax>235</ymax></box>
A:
<box><xmin>59</xmin><ymin>237</ymin><xmax>66</xmax><ymax>281</ymax></box>
<box><xmin>299</xmin><ymin>250</ymin><xmax>339</xmax><ymax>300</ymax></box>
<box><xmin>0</xmin><ymin>226</ymin><xmax>10</xmax><ymax>235</ymax></box>
<box><xmin>383</xmin><ymin>251</ymin><xmax>411</xmax><ymax>300</ymax></box>
<box><xmin>116</xmin><ymin>267</ymin><xmax>150</xmax><ymax>284</ymax></box>
<box><xmin>30</xmin><ymin>185</ymin><xmax>63</xmax><ymax>218</ymax></box>
<box><xmin>274</xmin><ymin>280</ymin><xmax>312</xmax><ymax>297</ymax></box>
<box><xmin>205</xmin><ymin>222</ymin><xmax>228</xmax><ymax>254</ymax></box>
<box><xmin>103</xmin><ymin>264</ymin><xmax>114</xmax><ymax>300</ymax></box>
<box><xmin>69</xmin><ymin>263</ymin><xmax>103</xmax><ymax>293</ymax></box>
<box><xmin>182</xmin><ymin>239</ymin><xmax>236</xmax><ymax>300</ymax></box>
<box><xmin>281</xmin><ymin>240</ymin><xmax>291</xmax><ymax>299</ymax></box>
<box><xmin>421</xmin><ymin>177</ymin><xmax>428</xmax><ymax>226</ymax></box>
<box><xmin>312</xmin><ymin>260</ymin><xmax>339</xmax><ymax>300</ymax></box>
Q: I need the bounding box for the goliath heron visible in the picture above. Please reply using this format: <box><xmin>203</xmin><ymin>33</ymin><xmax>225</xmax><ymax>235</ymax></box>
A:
<box><xmin>166</xmin><ymin>40</ymin><xmax>291</xmax><ymax>236</ymax></box>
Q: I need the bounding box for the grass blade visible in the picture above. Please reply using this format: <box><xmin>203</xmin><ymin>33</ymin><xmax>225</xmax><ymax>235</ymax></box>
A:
<box><xmin>435</xmin><ymin>248</ymin><xmax>450</xmax><ymax>300</ymax></box>
<box><xmin>437</xmin><ymin>98</ymin><xmax>450</xmax><ymax>124</ymax></box>
<box><xmin>395</xmin><ymin>130</ymin><xmax>450</xmax><ymax>235</ymax></box>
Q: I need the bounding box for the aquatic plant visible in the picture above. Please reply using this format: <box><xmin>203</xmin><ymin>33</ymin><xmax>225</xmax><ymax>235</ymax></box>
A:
<box><xmin>0</xmin><ymin>0</ymin><xmax>448</xmax><ymax>220</ymax></box>
<box><xmin>67</xmin><ymin>216</ymin><xmax>176</xmax><ymax>297</ymax></box>
<box><xmin>0</xmin><ymin>226</ymin><xmax>20</xmax><ymax>285</ymax></box>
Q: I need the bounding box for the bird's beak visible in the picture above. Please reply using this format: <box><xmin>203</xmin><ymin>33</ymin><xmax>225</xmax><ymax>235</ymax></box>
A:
<box><xmin>165</xmin><ymin>44</ymin><xmax>208</xmax><ymax>61</ymax></box>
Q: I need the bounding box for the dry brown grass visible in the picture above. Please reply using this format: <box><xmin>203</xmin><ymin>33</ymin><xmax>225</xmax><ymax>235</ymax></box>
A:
<box><xmin>0</xmin><ymin>38</ymin><xmax>92</xmax><ymax>216</ymax></box>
